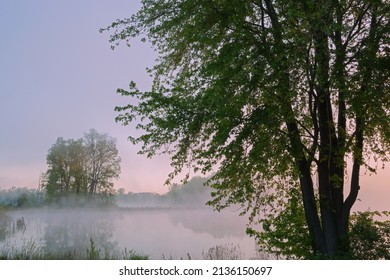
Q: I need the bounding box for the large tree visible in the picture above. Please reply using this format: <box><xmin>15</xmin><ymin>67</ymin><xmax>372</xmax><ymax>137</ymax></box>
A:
<box><xmin>104</xmin><ymin>0</ymin><xmax>390</xmax><ymax>258</ymax></box>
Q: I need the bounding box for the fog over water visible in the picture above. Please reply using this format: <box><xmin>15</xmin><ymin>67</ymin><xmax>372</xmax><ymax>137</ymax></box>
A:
<box><xmin>0</xmin><ymin>206</ymin><xmax>259</xmax><ymax>260</ymax></box>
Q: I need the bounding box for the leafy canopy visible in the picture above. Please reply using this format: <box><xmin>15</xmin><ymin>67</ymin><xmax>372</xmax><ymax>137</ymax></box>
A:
<box><xmin>103</xmin><ymin>0</ymin><xmax>390</xmax><ymax>257</ymax></box>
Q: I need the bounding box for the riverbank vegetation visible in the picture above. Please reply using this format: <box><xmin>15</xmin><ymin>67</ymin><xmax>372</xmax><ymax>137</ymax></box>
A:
<box><xmin>0</xmin><ymin>238</ymin><xmax>149</xmax><ymax>260</ymax></box>
<box><xmin>0</xmin><ymin>176</ymin><xmax>210</xmax><ymax>209</ymax></box>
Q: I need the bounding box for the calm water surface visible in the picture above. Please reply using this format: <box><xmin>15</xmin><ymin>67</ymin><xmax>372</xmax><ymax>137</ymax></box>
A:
<box><xmin>0</xmin><ymin>207</ymin><xmax>259</xmax><ymax>259</ymax></box>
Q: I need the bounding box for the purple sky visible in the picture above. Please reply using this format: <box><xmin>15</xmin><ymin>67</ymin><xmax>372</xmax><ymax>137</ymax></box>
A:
<box><xmin>0</xmin><ymin>0</ymin><xmax>174</xmax><ymax>194</ymax></box>
<box><xmin>0</xmin><ymin>1</ymin><xmax>388</xmax><ymax>211</ymax></box>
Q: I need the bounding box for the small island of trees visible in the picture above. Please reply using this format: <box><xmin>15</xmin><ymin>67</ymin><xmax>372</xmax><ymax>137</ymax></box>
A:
<box><xmin>42</xmin><ymin>129</ymin><xmax>121</xmax><ymax>205</ymax></box>
<box><xmin>0</xmin><ymin>129</ymin><xmax>121</xmax><ymax>207</ymax></box>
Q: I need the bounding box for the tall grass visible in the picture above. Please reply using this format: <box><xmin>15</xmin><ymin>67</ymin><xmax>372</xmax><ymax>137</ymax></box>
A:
<box><xmin>0</xmin><ymin>237</ymin><xmax>148</xmax><ymax>260</ymax></box>
<box><xmin>202</xmin><ymin>243</ymin><xmax>243</xmax><ymax>260</ymax></box>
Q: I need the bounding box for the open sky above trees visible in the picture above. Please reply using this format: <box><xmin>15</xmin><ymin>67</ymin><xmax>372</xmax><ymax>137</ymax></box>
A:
<box><xmin>0</xmin><ymin>0</ymin><xmax>389</xmax><ymax>212</ymax></box>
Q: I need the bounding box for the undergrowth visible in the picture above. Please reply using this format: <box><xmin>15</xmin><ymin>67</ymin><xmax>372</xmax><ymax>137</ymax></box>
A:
<box><xmin>0</xmin><ymin>237</ymin><xmax>149</xmax><ymax>260</ymax></box>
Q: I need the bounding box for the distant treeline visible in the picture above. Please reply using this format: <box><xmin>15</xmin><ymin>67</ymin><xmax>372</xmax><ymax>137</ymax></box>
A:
<box><xmin>0</xmin><ymin>176</ymin><xmax>211</xmax><ymax>208</ymax></box>
<box><xmin>0</xmin><ymin>187</ymin><xmax>43</xmax><ymax>208</ymax></box>
<box><xmin>115</xmin><ymin>176</ymin><xmax>212</xmax><ymax>208</ymax></box>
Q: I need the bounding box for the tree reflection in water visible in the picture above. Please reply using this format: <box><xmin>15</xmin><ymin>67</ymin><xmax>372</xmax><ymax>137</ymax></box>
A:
<box><xmin>42</xmin><ymin>218</ymin><xmax>118</xmax><ymax>259</ymax></box>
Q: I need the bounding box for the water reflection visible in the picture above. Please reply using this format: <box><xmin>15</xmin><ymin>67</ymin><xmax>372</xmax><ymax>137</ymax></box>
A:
<box><xmin>168</xmin><ymin>208</ymin><xmax>248</xmax><ymax>238</ymax></box>
<box><xmin>0</xmin><ymin>208</ymin><xmax>257</xmax><ymax>259</ymax></box>
<box><xmin>42</xmin><ymin>218</ymin><xmax>117</xmax><ymax>259</ymax></box>
<box><xmin>0</xmin><ymin>212</ymin><xmax>27</xmax><ymax>241</ymax></box>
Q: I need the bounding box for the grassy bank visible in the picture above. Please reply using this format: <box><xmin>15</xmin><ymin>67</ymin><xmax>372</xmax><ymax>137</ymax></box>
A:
<box><xmin>0</xmin><ymin>238</ymin><xmax>149</xmax><ymax>260</ymax></box>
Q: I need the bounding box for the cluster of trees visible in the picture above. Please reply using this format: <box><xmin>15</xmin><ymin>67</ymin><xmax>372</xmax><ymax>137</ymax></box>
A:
<box><xmin>0</xmin><ymin>130</ymin><xmax>121</xmax><ymax>207</ymax></box>
<box><xmin>104</xmin><ymin>0</ymin><xmax>390</xmax><ymax>258</ymax></box>
<box><xmin>43</xmin><ymin>129</ymin><xmax>121</xmax><ymax>203</ymax></box>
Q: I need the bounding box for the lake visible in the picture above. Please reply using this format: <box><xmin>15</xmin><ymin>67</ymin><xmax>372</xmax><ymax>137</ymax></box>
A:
<box><xmin>0</xmin><ymin>207</ymin><xmax>260</xmax><ymax>259</ymax></box>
